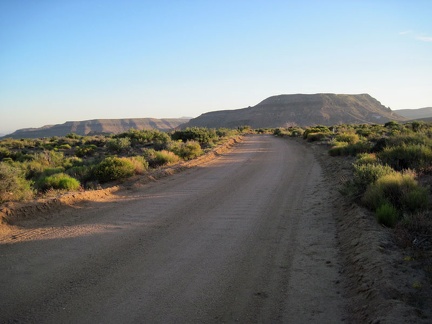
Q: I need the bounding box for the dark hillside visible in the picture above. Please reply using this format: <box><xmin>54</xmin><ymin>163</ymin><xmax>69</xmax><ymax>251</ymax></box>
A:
<box><xmin>183</xmin><ymin>94</ymin><xmax>406</xmax><ymax>128</ymax></box>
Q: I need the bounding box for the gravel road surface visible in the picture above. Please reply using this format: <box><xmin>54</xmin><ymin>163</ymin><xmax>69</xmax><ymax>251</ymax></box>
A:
<box><xmin>0</xmin><ymin>135</ymin><xmax>346</xmax><ymax>323</ymax></box>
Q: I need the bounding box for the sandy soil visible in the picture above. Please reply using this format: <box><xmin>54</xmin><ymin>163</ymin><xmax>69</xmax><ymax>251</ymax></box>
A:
<box><xmin>0</xmin><ymin>135</ymin><xmax>430</xmax><ymax>323</ymax></box>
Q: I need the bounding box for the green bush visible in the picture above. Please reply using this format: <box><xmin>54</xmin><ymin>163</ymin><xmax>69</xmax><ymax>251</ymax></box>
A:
<box><xmin>362</xmin><ymin>171</ymin><xmax>428</xmax><ymax>213</ymax></box>
<box><xmin>31</xmin><ymin>151</ymin><xmax>64</xmax><ymax>167</ymax></box>
<box><xmin>303</xmin><ymin>126</ymin><xmax>331</xmax><ymax>139</ymax></box>
<box><xmin>378</xmin><ymin>144</ymin><xmax>432</xmax><ymax>171</ymax></box>
<box><xmin>403</xmin><ymin>187</ymin><xmax>429</xmax><ymax>213</ymax></box>
<box><xmin>171</xmin><ymin>127</ymin><xmax>218</xmax><ymax>147</ymax></box>
<box><xmin>0</xmin><ymin>147</ymin><xmax>12</xmax><ymax>160</ymax></box>
<box><xmin>216</xmin><ymin>128</ymin><xmax>239</xmax><ymax>138</ymax></box>
<box><xmin>335</xmin><ymin>133</ymin><xmax>360</xmax><ymax>144</ymax></box>
<box><xmin>66</xmin><ymin>166</ymin><xmax>92</xmax><ymax>183</ymax></box>
<box><xmin>352</xmin><ymin>163</ymin><xmax>395</xmax><ymax>194</ymax></box>
<box><xmin>38</xmin><ymin>173</ymin><xmax>81</xmax><ymax>191</ymax></box>
<box><xmin>57</xmin><ymin>144</ymin><xmax>72</xmax><ymax>150</ymax></box>
<box><xmin>376</xmin><ymin>203</ymin><xmax>399</xmax><ymax>227</ymax></box>
<box><xmin>117</xmin><ymin>129</ymin><xmax>171</xmax><ymax>148</ymax></box>
<box><xmin>75</xmin><ymin>145</ymin><xmax>97</xmax><ymax>157</ymax></box>
<box><xmin>106</xmin><ymin>137</ymin><xmax>131</xmax><ymax>153</ymax></box>
<box><xmin>306</xmin><ymin>132</ymin><xmax>330</xmax><ymax>142</ymax></box>
<box><xmin>153</xmin><ymin>150</ymin><xmax>180</xmax><ymax>166</ymax></box>
<box><xmin>328</xmin><ymin>142</ymin><xmax>348</xmax><ymax>156</ymax></box>
<box><xmin>0</xmin><ymin>162</ymin><xmax>34</xmax><ymax>203</ymax></box>
<box><xmin>355</xmin><ymin>153</ymin><xmax>378</xmax><ymax>165</ymax></box>
<box><xmin>93</xmin><ymin>157</ymin><xmax>135</xmax><ymax>183</ymax></box>
<box><xmin>170</xmin><ymin>140</ymin><xmax>203</xmax><ymax>160</ymax></box>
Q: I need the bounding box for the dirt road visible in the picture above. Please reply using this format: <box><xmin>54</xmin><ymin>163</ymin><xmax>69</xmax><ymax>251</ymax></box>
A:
<box><xmin>0</xmin><ymin>135</ymin><xmax>346</xmax><ymax>323</ymax></box>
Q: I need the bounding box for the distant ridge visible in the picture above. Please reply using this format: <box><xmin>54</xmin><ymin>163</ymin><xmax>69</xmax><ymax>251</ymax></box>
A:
<box><xmin>395</xmin><ymin>107</ymin><xmax>432</xmax><ymax>120</ymax></box>
<box><xmin>4</xmin><ymin>118</ymin><xmax>189</xmax><ymax>139</ymax></box>
<box><xmin>183</xmin><ymin>93</ymin><xmax>406</xmax><ymax>129</ymax></box>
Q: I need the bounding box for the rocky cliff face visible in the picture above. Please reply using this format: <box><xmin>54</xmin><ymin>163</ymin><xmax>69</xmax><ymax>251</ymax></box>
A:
<box><xmin>5</xmin><ymin>118</ymin><xmax>189</xmax><ymax>139</ymax></box>
<box><xmin>183</xmin><ymin>94</ymin><xmax>406</xmax><ymax>128</ymax></box>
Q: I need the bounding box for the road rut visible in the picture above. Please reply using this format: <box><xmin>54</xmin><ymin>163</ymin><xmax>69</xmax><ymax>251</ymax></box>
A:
<box><xmin>0</xmin><ymin>135</ymin><xmax>346</xmax><ymax>323</ymax></box>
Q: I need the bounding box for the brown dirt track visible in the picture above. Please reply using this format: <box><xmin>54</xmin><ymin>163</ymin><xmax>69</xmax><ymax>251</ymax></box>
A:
<box><xmin>0</xmin><ymin>135</ymin><xmax>430</xmax><ymax>323</ymax></box>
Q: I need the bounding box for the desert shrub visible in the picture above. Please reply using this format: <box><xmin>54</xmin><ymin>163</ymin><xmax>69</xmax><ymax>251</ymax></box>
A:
<box><xmin>335</xmin><ymin>133</ymin><xmax>360</xmax><ymax>144</ymax></box>
<box><xmin>362</xmin><ymin>171</ymin><xmax>428</xmax><ymax>214</ymax></box>
<box><xmin>329</xmin><ymin>141</ymin><xmax>371</xmax><ymax>156</ymax></box>
<box><xmin>343</xmin><ymin>141</ymin><xmax>372</xmax><ymax>155</ymax></box>
<box><xmin>356</xmin><ymin>128</ymin><xmax>372</xmax><ymax>137</ymax></box>
<box><xmin>75</xmin><ymin>144</ymin><xmax>97</xmax><ymax>157</ymax></box>
<box><xmin>384</xmin><ymin>121</ymin><xmax>401</xmax><ymax>129</ymax></box>
<box><xmin>216</xmin><ymin>128</ymin><xmax>239</xmax><ymax>138</ymax></box>
<box><xmin>57</xmin><ymin>144</ymin><xmax>72</xmax><ymax>150</ymax></box>
<box><xmin>34</xmin><ymin>167</ymin><xmax>65</xmax><ymax>189</ymax></box>
<box><xmin>93</xmin><ymin>157</ymin><xmax>135</xmax><ymax>183</ymax></box>
<box><xmin>32</xmin><ymin>151</ymin><xmax>64</xmax><ymax>167</ymax></box>
<box><xmin>376</xmin><ymin>203</ymin><xmax>399</xmax><ymax>227</ymax></box>
<box><xmin>66</xmin><ymin>133</ymin><xmax>82</xmax><ymax>139</ymax></box>
<box><xmin>170</xmin><ymin>140</ymin><xmax>203</xmax><ymax>160</ymax></box>
<box><xmin>66</xmin><ymin>166</ymin><xmax>92</xmax><ymax>182</ymax></box>
<box><xmin>273</xmin><ymin>128</ymin><xmax>284</xmax><ymax>137</ymax></box>
<box><xmin>0</xmin><ymin>163</ymin><xmax>34</xmax><ymax>203</ymax></box>
<box><xmin>171</xmin><ymin>127</ymin><xmax>218</xmax><ymax>147</ymax></box>
<box><xmin>126</xmin><ymin>156</ymin><xmax>149</xmax><ymax>174</ymax></box>
<box><xmin>0</xmin><ymin>147</ymin><xmax>12</xmax><ymax>160</ymax></box>
<box><xmin>62</xmin><ymin>157</ymin><xmax>83</xmax><ymax>169</ymax></box>
<box><xmin>289</xmin><ymin>127</ymin><xmax>304</xmax><ymax>137</ymax></box>
<box><xmin>377</xmin><ymin>144</ymin><xmax>432</xmax><ymax>171</ymax></box>
<box><xmin>38</xmin><ymin>173</ymin><xmax>81</xmax><ymax>191</ymax></box>
<box><xmin>306</xmin><ymin>132</ymin><xmax>329</xmax><ymax>142</ymax></box>
<box><xmin>303</xmin><ymin>126</ymin><xmax>331</xmax><ymax>139</ymax></box>
<box><xmin>373</xmin><ymin>134</ymin><xmax>432</xmax><ymax>153</ymax></box>
<box><xmin>403</xmin><ymin>187</ymin><xmax>430</xmax><ymax>213</ymax></box>
<box><xmin>106</xmin><ymin>137</ymin><xmax>131</xmax><ymax>153</ymax></box>
<box><xmin>153</xmin><ymin>150</ymin><xmax>180</xmax><ymax>166</ymax></box>
<box><xmin>328</xmin><ymin>142</ymin><xmax>348</xmax><ymax>156</ymax></box>
<box><xmin>117</xmin><ymin>129</ymin><xmax>171</xmax><ymax>149</ymax></box>
<box><xmin>355</xmin><ymin>153</ymin><xmax>378</xmax><ymax>165</ymax></box>
<box><xmin>352</xmin><ymin>163</ymin><xmax>396</xmax><ymax>194</ymax></box>
<box><xmin>144</xmin><ymin>149</ymin><xmax>180</xmax><ymax>167</ymax></box>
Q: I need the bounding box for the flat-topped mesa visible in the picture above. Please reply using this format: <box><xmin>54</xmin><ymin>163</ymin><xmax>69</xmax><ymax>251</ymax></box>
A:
<box><xmin>183</xmin><ymin>93</ymin><xmax>406</xmax><ymax>129</ymax></box>
<box><xmin>4</xmin><ymin>118</ymin><xmax>190</xmax><ymax>139</ymax></box>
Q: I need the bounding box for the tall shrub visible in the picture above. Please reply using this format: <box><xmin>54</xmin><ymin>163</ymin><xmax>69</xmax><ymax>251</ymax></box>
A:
<box><xmin>93</xmin><ymin>157</ymin><xmax>135</xmax><ymax>183</ymax></box>
<box><xmin>0</xmin><ymin>162</ymin><xmax>34</xmax><ymax>203</ymax></box>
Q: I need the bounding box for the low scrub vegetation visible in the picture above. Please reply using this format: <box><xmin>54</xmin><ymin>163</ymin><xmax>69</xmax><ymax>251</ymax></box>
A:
<box><xmin>296</xmin><ymin>122</ymin><xmax>432</xmax><ymax>238</ymax></box>
<box><xmin>274</xmin><ymin>121</ymin><xmax>432</xmax><ymax>234</ymax></box>
<box><xmin>0</xmin><ymin>127</ymin><xmax>240</xmax><ymax>203</ymax></box>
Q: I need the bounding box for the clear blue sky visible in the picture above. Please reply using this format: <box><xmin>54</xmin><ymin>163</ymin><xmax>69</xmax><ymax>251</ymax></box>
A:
<box><xmin>1</xmin><ymin>0</ymin><xmax>431</xmax><ymax>134</ymax></box>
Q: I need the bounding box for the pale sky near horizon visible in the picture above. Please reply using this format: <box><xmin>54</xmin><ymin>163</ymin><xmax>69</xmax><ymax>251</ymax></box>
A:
<box><xmin>1</xmin><ymin>0</ymin><xmax>431</xmax><ymax>134</ymax></box>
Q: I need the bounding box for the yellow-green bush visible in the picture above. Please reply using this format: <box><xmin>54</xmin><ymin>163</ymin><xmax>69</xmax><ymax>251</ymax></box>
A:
<box><xmin>355</xmin><ymin>153</ymin><xmax>378</xmax><ymax>165</ymax></box>
<box><xmin>362</xmin><ymin>172</ymin><xmax>428</xmax><ymax>214</ymax></box>
<box><xmin>377</xmin><ymin>144</ymin><xmax>432</xmax><ymax>171</ymax></box>
<box><xmin>127</xmin><ymin>156</ymin><xmax>149</xmax><ymax>174</ymax></box>
<box><xmin>0</xmin><ymin>162</ymin><xmax>34</xmax><ymax>203</ymax></box>
<box><xmin>352</xmin><ymin>163</ymin><xmax>395</xmax><ymax>194</ymax></box>
<box><xmin>335</xmin><ymin>133</ymin><xmax>360</xmax><ymax>144</ymax></box>
<box><xmin>376</xmin><ymin>203</ymin><xmax>399</xmax><ymax>227</ymax></box>
<box><xmin>144</xmin><ymin>149</ymin><xmax>180</xmax><ymax>167</ymax></box>
<box><xmin>93</xmin><ymin>157</ymin><xmax>135</xmax><ymax>183</ymax></box>
<box><xmin>170</xmin><ymin>140</ymin><xmax>203</xmax><ymax>160</ymax></box>
<box><xmin>38</xmin><ymin>173</ymin><xmax>81</xmax><ymax>191</ymax></box>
